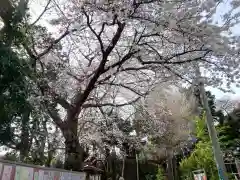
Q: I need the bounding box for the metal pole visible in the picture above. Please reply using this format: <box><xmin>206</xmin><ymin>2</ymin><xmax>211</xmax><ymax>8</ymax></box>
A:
<box><xmin>195</xmin><ymin>65</ymin><xmax>228</xmax><ymax>180</ymax></box>
<box><xmin>136</xmin><ymin>154</ymin><xmax>139</xmax><ymax>180</ymax></box>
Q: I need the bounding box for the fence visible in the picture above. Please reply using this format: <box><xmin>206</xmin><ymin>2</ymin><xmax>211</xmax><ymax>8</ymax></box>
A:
<box><xmin>225</xmin><ymin>159</ymin><xmax>240</xmax><ymax>180</ymax></box>
<box><xmin>0</xmin><ymin>159</ymin><xmax>87</xmax><ymax>180</ymax></box>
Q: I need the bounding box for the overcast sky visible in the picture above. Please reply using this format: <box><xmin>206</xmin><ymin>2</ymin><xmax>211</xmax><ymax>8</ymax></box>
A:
<box><xmin>208</xmin><ymin>0</ymin><xmax>240</xmax><ymax>100</ymax></box>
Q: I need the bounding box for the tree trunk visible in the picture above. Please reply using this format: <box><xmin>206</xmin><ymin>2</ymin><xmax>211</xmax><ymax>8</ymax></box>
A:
<box><xmin>45</xmin><ymin>142</ymin><xmax>54</xmax><ymax>167</ymax></box>
<box><xmin>167</xmin><ymin>156</ymin><xmax>173</xmax><ymax>180</ymax></box>
<box><xmin>136</xmin><ymin>154</ymin><xmax>139</xmax><ymax>180</ymax></box>
<box><xmin>63</xmin><ymin>121</ymin><xmax>84</xmax><ymax>171</ymax></box>
<box><xmin>38</xmin><ymin>120</ymin><xmax>48</xmax><ymax>165</ymax></box>
<box><xmin>172</xmin><ymin>156</ymin><xmax>179</xmax><ymax>180</ymax></box>
<box><xmin>64</xmin><ymin>137</ymin><xmax>83</xmax><ymax>171</ymax></box>
<box><xmin>46</xmin><ymin>126</ymin><xmax>58</xmax><ymax>167</ymax></box>
<box><xmin>166</xmin><ymin>149</ymin><xmax>174</xmax><ymax>180</ymax></box>
<box><xmin>19</xmin><ymin>109</ymin><xmax>31</xmax><ymax>162</ymax></box>
<box><xmin>121</xmin><ymin>156</ymin><xmax>125</xmax><ymax>177</ymax></box>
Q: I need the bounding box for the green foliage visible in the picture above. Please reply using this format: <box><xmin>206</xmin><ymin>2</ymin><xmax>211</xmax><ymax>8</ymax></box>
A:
<box><xmin>179</xmin><ymin>116</ymin><xmax>219</xmax><ymax>180</ymax></box>
<box><xmin>195</xmin><ymin>115</ymin><xmax>209</xmax><ymax>142</ymax></box>
<box><xmin>0</xmin><ymin>1</ymin><xmax>37</xmax><ymax>154</ymax></box>
<box><xmin>51</xmin><ymin>158</ymin><xmax>64</xmax><ymax>168</ymax></box>
<box><xmin>0</xmin><ymin>0</ymin><xmax>32</xmax><ymax>45</ymax></box>
<box><xmin>0</xmin><ymin>41</ymin><xmax>31</xmax><ymax>145</ymax></box>
<box><xmin>215</xmin><ymin>105</ymin><xmax>240</xmax><ymax>158</ymax></box>
<box><xmin>205</xmin><ymin>91</ymin><xmax>240</xmax><ymax>158</ymax></box>
<box><xmin>156</xmin><ymin>167</ymin><xmax>165</xmax><ymax>180</ymax></box>
<box><xmin>205</xmin><ymin>91</ymin><xmax>224</xmax><ymax>125</ymax></box>
<box><xmin>180</xmin><ymin>91</ymin><xmax>240</xmax><ymax>180</ymax></box>
<box><xmin>145</xmin><ymin>174</ymin><xmax>155</xmax><ymax>180</ymax></box>
<box><xmin>0</xmin><ymin>17</ymin><xmax>41</xmax><ymax>166</ymax></box>
<box><xmin>179</xmin><ymin>141</ymin><xmax>218</xmax><ymax>180</ymax></box>
<box><xmin>2</xmin><ymin>151</ymin><xmax>19</xmax><ymax>161</ymax></box>
<box><xmin>218</xmin><ymin>125</ymin><xmax>238</xmax><ymax>150</ymax></box>
<box><xmin>227</xmin><ymin>173</ymin><xmax>236</xmax><ymax>180</ymax></box>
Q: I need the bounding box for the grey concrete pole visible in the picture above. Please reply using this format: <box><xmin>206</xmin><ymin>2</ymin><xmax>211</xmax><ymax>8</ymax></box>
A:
<box><xmin>195</xmin><ymin>65</ymin><xmax>228</xmax><ymax>180</ymax></box>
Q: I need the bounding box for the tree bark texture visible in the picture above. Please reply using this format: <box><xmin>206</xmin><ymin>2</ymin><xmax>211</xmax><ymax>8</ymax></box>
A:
<box><xmin>63</xmin><ymin>121</ymin><xmax>84</xmax><ymax>171</ymax></box>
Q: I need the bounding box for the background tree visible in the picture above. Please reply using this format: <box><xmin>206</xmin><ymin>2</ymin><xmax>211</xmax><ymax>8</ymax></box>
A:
<box><xmin>0</xmin><ymin>3</ymin><xmax>35</xmax><ymax>161</ymax></box>
<box><xmin>0</xmin><ymin>0</ymin><xmax>62</xmax><ymax>164</ymax></box>
<box><xmin>218</xmin><ymin>103</ymin><xmax>240</xmax><ymax>160</ymax></box>
<box><xmin>134</xmin><ymin>83</ymin><xmax>196</xmax><ymax>180</ymax></box>
<box><xmin>179</xmin><ymin>92</ymin><xmax>240</xmax><ymax>179</ymax></box>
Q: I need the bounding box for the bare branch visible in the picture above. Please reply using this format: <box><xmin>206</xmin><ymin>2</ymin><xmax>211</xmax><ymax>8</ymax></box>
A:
<box><xmin>99</xmin><ymin>81</ymin><xmax>145</xmax><ymax>96</ymax></box>
<box><xmin>121</xmin><ymin>66</ymin><xmax>151</xmax><ymax>71</ymax></box>
<box><xmin>53</xmin><ymin>95</ymin><xmax>72</xmax><ymax>110</ymax></box>
<box><xmin>82</xmin><ymin>8</ymin><xmax>104</xmax><ymax>53</ymax></box>
<box><xmin>45</xmin><ymin>104</ymin><xmax>64</xmax><ymax>129</ymax></box>
<box><xmin>21</xmin><ymin>28</ymin><xmax>76</xmax><ymax>70</ymax></box>
<box><xmin>103</xmin><ymin>49</ymin><xmax>140</xmax><ymax>73</ymax></box>
<box><xmin>104</xmin><ymin>22</ymin><xmax>126</xmax><ymax>56</ymax></box>
<box><xmin>67</xmin><ymin>72</ymin><xmax>84</xmax><ymax>83</ymax></box>
<box><xmin>82</xmin><ymin>96</ymin><xmax>141</xmax><ymax>108</ymax></box>
<box><xmin>68</xmin><ymin>20</ymin><xmax>125</xmax><ymax>121</ymax></box>
<box><xmin>37</xmin><ymin>28</ymin><xmax>77</xmax><ymax>58</ymax></box>
<box><xmin>162</xmin><ymin>65</ymin><xmax>192</xmax><ymax>84</ymax></box>
<box><xmin>98</xmin><ymin>15</ymin><xmax>118</xmax><ymax>36</ymax></box>
<box><xmin>30</xmin><ymin>0</ymin><xmax>52</xmax><ymax>26</ymax></box>
<box><xmin>138</xmin><ymin>49</ymin><xmax>212</xmax><ymax>65</ymax></box>
<box><xmin>134</xmin><ymin>0</ymin><xmax>158</xmax><ymax>6</ymax></box>
<box><xmin>22</xmin><ymin>42</ymin><xmax>37</xmax><ymax>60</ymax></box>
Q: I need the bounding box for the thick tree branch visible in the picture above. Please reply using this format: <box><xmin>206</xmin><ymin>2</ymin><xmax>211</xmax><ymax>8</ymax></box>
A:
<box><xmin>37</xmin><ymin>28</ymin><xmax>77</xmax><ymax>58</ymax></box>
<box><xmin>121</xmin><ymin>66</ymin><xmax>151</xmax><ymax>71</ymax></box>
<box><xmin>97</xmin><ymin>64</ymin><xmax>151</xmax><ymax>85</ymax></box>
<box><xmin>99</xmin><ymin>82</ymin><xmax>145</xmax><ymax>96</ymax></box>
<box><xmin>162</xmin><ymin>65</ymin><xmax>192</xmax><ymax>84</ymax></box>
<box><xmin>82</xmin><ymin>96</ymin><xmax>141</xmax><ymax>108</ymax></box>
<box><xmin>46</xmin><ymin>104</ymin><xmax>64</xmax><ymax>129</ymax></box>
<box><xmin>68</xmin><ymin>20</ymin><xmax>125</xmax><ymax>121</ymax></box>
<box><xmin>28</xmin><ymin>28</ymin><xmax>76</xmax><ymax>69</ymax></box>
<box><xmin>37</xmin><ymin>82</ymin><xmax>66</xmax><ymax>128</ymax></box>
<box><xmin>134</xmin><ymin>0</ymin><xmax>158</xmax><ymax>6</ymax></box>
<box><xmin>22</xmin><ymin>42</ymin><xmax>38</xmax><ymax>60</ymax></box>
<box><xmin>104</xmin><ymin>22</ymin><xmax>126</xmax><ymax>56</ymax></box>
<box><xmin>53</xmin><ymin>95</ymin><xmax>72</xmax><ymax>110</ymax></box>
<box><xmin>103</xmin><ymin>49</ymin><xmax>140</xmax><ymax>73</ymax></box>
<box><xmin>37</xmin><ymin>77</ymin><xmax>72</xmax><ymax>110</ymax></box>
<box><xmin>138</xmin><ymin>49</ymin><xmax>212</xmax><ymax>65</ymax></box>
<box><xmin>82</xmin><ymin>8</ymin><xmax>104</xmax><ymax>53</ymax></box>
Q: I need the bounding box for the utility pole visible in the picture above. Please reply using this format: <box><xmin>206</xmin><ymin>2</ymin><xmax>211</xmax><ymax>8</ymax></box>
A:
<box><xmin>195</xmin><ymin>65</ymin><xmax>228</xmax><ymax>180</ymax></box>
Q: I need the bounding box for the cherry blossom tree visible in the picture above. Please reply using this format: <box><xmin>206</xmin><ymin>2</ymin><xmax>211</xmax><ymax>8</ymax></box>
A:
<box><xmin>133</xmin><ymin>83</ymin><xmax>197</xmax><ymax>180</ymax></box>
<box><xmin>1</xmin><ymin>0</ymin><xmax>240</xmax><ymax>170</ymax></box>
<box><xmin>134</xmin><ymin>83</ymin><xmax>196</xmax><ymax>158</ymax></box>
<box><xmin>28</xmin><ymin>0</ymin><xmax>240</xmax><ymax>170</ymax></box>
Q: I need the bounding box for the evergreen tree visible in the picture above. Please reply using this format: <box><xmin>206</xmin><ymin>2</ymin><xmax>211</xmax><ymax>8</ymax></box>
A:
<box><xmin>218</xmin><ymin>105</ymin><xmax>240</xmax><ymax>159</ymax></box>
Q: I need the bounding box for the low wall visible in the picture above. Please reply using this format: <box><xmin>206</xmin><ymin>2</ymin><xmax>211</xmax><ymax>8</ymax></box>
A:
<box><xmin>0</xmin><ymin>159</ymin><xmax>86</xmax><ymax>180</ymax></box>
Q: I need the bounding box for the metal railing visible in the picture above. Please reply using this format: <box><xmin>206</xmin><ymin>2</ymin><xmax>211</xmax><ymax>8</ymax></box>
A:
<box><xmin>225</xmin><ymin>160</ymin><xmax>240</xmax><ymax>180</ymax></box>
